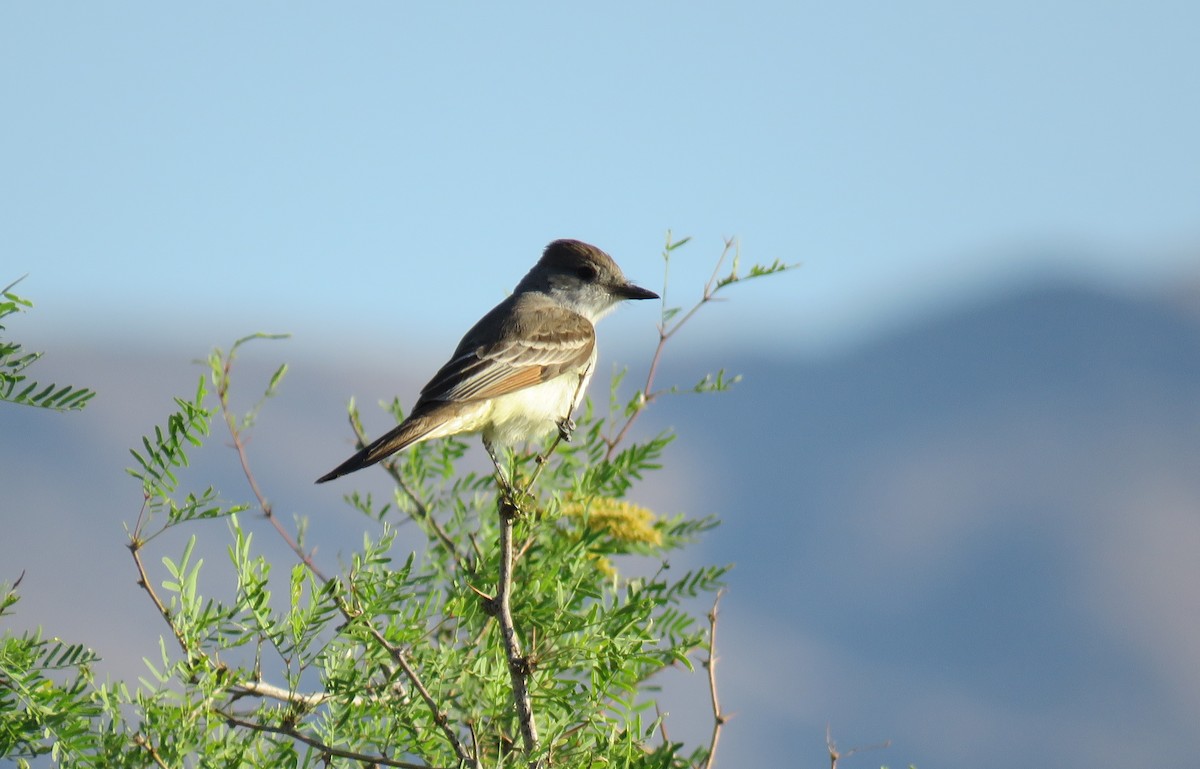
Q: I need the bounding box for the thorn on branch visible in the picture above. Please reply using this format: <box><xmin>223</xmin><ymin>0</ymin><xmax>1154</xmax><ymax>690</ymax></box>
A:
<box><xmin>467</xmin><ymin>582</ymin><xmax>499</xmax><ymax>615</ymax></box>
<box><xmin>827</xmin><ymin>725</ymin><xmax>892</xmax><ymax>769</ymax></box>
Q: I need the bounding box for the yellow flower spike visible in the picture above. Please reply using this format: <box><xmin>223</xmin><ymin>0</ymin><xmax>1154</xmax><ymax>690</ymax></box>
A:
<box><xmin>592</xmin><ymin>556</ymin><xmax>617</xmax><ymax>578</ymax></box>
<box><xmin>560</xmin><ymin>496</ymin><xmax>662</xmax><ymax>547</ymax></box>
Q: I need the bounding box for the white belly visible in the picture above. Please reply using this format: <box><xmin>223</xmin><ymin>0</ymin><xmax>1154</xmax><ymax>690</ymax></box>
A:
<box><xmin>481</xmin><ymin>366</ymin><xmax>593</xmax><ymax>447</ymax></box>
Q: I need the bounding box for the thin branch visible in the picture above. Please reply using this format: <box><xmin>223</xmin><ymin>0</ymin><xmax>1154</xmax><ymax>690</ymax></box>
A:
<box><xmin>513</xmin><ymin>533</ymin><xmax>537</xmax><ymax>565</ymax></box>
<box><xmin>604</xmin><ymin>236</ymin><xmax>798</xmax><ymax>459</ymax></box>
<box><xmin>467</xmin><ymin>721</ymin><xmax>482</xmax><ymax>768</ymax></box>
<box><xmin>826</xmin><ymin>725</ymin><xmax>891</xmax><ymax>769</ymax></box>
<box><xmin>217</xmin><ymin>709</ymin><xmax>439</xmax><ymax>769</ymax></box>
<box><xmin>127</xmin><ymin>505</ymin><xmax>191</xmax><ymax>659</ymax></box>
<box><xmin>214</xmin><ymin>355</ymin><xmax>328</xmax><ymax>582</ymax></box>
<box><xmin>131</xmin><ymin>733</ymin><xmax>172</xmax><ymax>769</ymax></box>
<box><xmin>603</xmin><ymin>238</ymin><xmax>737</xmax><ymax>459</ymax></box>
<box><xmin>232</xmin><ymin>680</ymin><xmax>332</xmax><ymax>708</ymax></box>
<box><xmin>337</xmin><ymin>593</ymin><xmax>477</xmax><ymax>767</ymax></box>
<box><xmin>702</xmin><ymin>589</ymin><xmax>728</xmax><ymax>769</ymax></box>
<box><xmin>655</xmin><ymin>702</ymin><xmax>670</xmax><ymax>744</ymax></box>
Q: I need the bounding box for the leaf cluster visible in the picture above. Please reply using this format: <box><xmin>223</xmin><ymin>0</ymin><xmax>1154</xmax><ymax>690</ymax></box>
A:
<box><xmin>0</xmin><ymin>278</ymin><xmax>95</xmax><ymax>411</ymax></box>
<box><xmin>0</xmin><ymin>586</ymin><xmax>106</xmax><ymax>767</ymax></box>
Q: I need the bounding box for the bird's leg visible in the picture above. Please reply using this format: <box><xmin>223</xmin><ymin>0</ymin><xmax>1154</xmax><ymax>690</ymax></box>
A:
<box><xmin>483</xmin><ymin>438</ymin><xmax>519</xmax><ymax>511</ymax></box>
<box><xmin>553</xmin><ymin>367</ymin><xmax>589</xmax><ymax>445</ymax></box>
<box><xmin>524</xmin><ymin>369</ymin><xmax>590</xmax><ymax>496</ymax></box>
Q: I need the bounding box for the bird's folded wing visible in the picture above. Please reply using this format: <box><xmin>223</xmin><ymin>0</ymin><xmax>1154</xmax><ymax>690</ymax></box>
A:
<box><xmin>419</xmin><ymin>306</ymin><xmax>595</xmax><ymax>403</ymax></box>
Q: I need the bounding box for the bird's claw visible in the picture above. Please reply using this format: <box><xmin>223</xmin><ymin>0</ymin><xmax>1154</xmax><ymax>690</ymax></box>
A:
<box><xmin>557</xmin><ymin>417</ymin><xmax>576</xmax><ymax>442</ymax></box>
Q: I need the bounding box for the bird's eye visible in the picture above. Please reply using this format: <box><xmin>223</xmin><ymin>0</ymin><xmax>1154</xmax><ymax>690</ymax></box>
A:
<box><xmin>576</xmin><ymin>264</ymin><xmax>598</xmax><ymax>281</ymax></box>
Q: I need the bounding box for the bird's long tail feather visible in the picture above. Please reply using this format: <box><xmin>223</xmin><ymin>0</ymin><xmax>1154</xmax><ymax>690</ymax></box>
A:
<box><xmin>315</xmin><ymin>416</ymin><xmax>437</xmax><ymax>483</ymax></box>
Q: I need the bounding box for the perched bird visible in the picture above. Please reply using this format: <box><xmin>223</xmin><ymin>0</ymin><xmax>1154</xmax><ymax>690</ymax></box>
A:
<box><xmin>316</xmin><ymin>239</ymin><xmax>658</xmax><ymax>483</ymax></box>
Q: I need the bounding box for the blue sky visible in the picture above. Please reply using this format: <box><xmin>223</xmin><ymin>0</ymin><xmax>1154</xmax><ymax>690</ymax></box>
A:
<box><xmin>3</xmin><ymin>1</ymin><xmax>1198</xmax><ymax>359</ymax></box>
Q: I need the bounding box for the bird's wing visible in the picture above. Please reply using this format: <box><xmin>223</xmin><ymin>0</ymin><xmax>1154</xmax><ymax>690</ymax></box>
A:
<box><xmin>418</xmin><ymin>302</ymin><xmax>596</xmax><ymax>404</ymax></box>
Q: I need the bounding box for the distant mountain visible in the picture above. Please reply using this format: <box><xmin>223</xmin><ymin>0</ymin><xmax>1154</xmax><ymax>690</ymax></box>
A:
<box><xmin>4</xmin><ymin>281</ymin><xmax>1198</xmax><ymax>769</ymax></box>
<box><xmin>640</xmin><ymin>282</ymin><xmax>1200</xmax><ymax>768</ymax></box>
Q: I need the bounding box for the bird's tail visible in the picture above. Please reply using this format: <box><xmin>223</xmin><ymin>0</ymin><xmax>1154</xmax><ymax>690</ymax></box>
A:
<box><xmin>315</xmin><ymin>415</ymin><xmax>438</xmax><ymax>483</ymax></box>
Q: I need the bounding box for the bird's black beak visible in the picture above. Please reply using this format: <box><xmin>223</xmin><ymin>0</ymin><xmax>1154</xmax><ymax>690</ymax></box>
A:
<box><xmin>616</xmin><ymin>282</ymin><xmax>659</xmax><ymax>301</ymax></box>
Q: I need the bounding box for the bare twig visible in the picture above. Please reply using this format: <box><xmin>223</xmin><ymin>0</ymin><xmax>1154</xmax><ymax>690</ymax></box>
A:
<box><xmin>127</xmin><ymin>502</ymin><xmax>191</xmax><ymax>659</ymax></box>
<box><xmin>232</xmin><ymin>680</ymin><xmax>331</xmax><ymax>708</ymax></box>
<box><xmin>702</xmin><ymin>589</ymin><xmax>728</xmax><ymax>769</ymax></box>
<box><xmin>603</xmin><ymin>237</ymin><xmax>734</xmax><ymax>459</ymax></box>
<box><xmin>217</xmin><ymin>708</ymin><xmax>439</xmax><ymax>769</ymax></box>
<box><xmin>214</xmin><ymin>355</ymin><xmax>328</xmax><ymax>582</ymax></box>
<box><xmin>467</xmin><ymin>721</ymin><xmax>483</xmax><ymax>767</ymax></box>
<box><xmin>604</xmin><ymin>236</ymin><xmax>797</xmax><ymax>459</ymax></box>
<box><xmin>654</xmin><ymin>703</ymin><xmax>670</xmax><ymax>744</ymax></box>
<box><xmin>826</xmin><ymin>725</ymin><xmax>891</xmax><ymax>769</ymax></box>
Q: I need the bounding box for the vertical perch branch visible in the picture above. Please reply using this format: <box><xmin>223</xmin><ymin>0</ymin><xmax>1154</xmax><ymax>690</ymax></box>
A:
<box><xmin>497</xmin><ymin>495</ymin><xmax>539</xmax><ymax>757</ymax></box>
<box><xmin>703</xmin><ymin>589</ymin><xmax>728</xmax><ymax>769</ymax></box>
<box><xmin>482</xmin><ymin>369</ymin><xmax>590</xmax><ymax>762</ymax></box>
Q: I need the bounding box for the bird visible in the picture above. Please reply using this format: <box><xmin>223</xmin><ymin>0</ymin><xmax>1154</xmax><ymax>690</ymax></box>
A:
<box><xmin>316</xmin><ymin>239</ymin><xmax>658</xmax><ymax>484</ymax></box>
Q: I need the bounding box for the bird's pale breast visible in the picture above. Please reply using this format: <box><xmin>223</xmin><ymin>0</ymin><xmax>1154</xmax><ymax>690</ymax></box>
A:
<box><xmin>479</xmin><ymin>358</ymin><xmax>595</xmax><ymax>447</ymax></box>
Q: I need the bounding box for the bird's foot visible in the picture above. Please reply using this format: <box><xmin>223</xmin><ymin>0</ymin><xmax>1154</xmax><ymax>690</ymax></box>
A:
<box><xmin>556</xmin><ymin>417</ymin><xmax>576</xmax><ymax>442</ymax></box>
